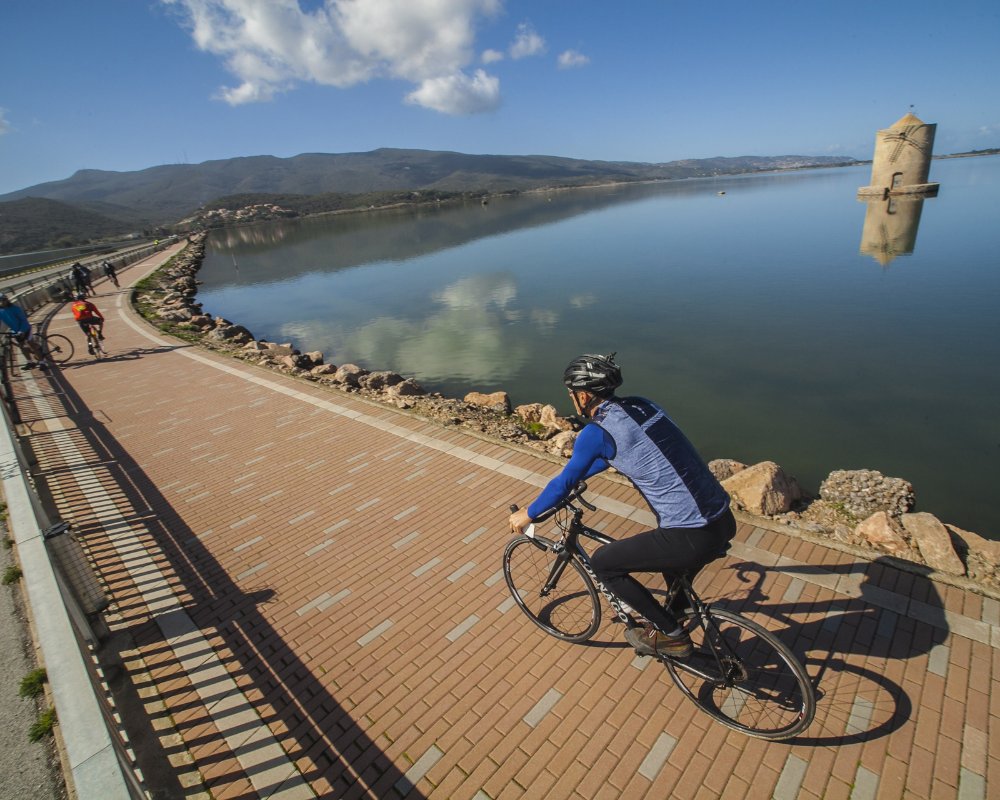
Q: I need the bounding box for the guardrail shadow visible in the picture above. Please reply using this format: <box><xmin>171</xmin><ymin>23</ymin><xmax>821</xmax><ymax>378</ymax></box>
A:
<box><xmin>21</xmin><ymin>360</ymin><xmax>424</xmax><ymax>799</ymax></box>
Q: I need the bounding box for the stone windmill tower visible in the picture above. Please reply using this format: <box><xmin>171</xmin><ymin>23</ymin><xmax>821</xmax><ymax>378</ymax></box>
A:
<box><xmin>858</xmin><ymin>111</ymin><xmax>940</xmax><ymax>198</ymax></box>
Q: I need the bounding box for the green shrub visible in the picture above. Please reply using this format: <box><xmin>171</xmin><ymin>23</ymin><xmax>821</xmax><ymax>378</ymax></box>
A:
<box><xmin>2</xmin><ymin>565</ymin><xmax>22</xmax><ymax>585</ymax></box>
<box><xmin>19</xmin><ymin>669</ymin><xmax>47</xmax><ymax>699</ymax></box>
<box><xmin>28</xmin><ymin>707</ymin><xmax>56</xmax><ymax>742</ymax></box>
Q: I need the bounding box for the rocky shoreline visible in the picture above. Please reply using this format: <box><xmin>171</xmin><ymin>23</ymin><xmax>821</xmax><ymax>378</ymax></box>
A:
<box><xmin>134</xmin><ymin>234</ymin><xmax>1000</xmax><ymax>594</ymax></box>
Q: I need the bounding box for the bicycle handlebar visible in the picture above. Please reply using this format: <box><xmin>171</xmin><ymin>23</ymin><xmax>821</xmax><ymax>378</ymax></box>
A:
<box><xmin>517</xmin><ymin>480</ymin><xmax>596</xmax><ymax>525</ymax></box>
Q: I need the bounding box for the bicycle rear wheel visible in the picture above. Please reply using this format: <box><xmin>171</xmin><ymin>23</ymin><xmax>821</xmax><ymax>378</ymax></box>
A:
<box><xmin>503</xmin><ymin>535</ymin><xmax>601</xmax><ymax>643</ymax></box>
<box><xmin>88</xmin><ymin>331</ymin><xmax>104</xmax><ymax>359</ymax></box>
<box><xmin>42</xmin><ymin>334</ymin><xmax>74</xmax><ymax>364</ymax></box>
<box><xmin>665</xmin><ymin>608</ymin><xmax>815</xmax><ymax>740</ymax></box>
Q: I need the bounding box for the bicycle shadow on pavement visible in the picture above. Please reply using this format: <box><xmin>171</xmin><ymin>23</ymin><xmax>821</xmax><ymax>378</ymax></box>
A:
<box><xmin>57</xmin><ymin>343</ymin><xmax>192</xmax><ymax>368</ymax></box>
<box><xmin>713</xmin><ymin>557</ymin><xmax>949</xmax><ymax>746</ymax></box>
<box><xmin>22</xmin><ymin>370</ymin><xmax>427</xmax><ymax>799</ymax></box>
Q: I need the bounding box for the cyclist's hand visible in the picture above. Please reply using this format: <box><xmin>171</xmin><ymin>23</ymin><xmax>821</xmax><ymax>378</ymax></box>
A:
<box><xmin>509</xmin><ymin>507</ymin><xmax>532</xmax><ymax>534</ymax></box>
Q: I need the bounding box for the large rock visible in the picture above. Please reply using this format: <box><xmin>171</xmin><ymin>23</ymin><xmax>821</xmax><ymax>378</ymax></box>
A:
<box><xmin>207</xmin><ymin>324</ymin><xmax>253</xmax><ymax>344</ymax></box>
<box><xmin>901</xmin><ymin>512</ymin><xmax>965</xmax><ymax>575</ymax></box>
<box><xmin>944</xmin><ymin>523</ymin><xmax>1000</xmax><ymax>582</ymax></box>
<box><xmin>855</xmin><ymin>511</ymin><xmax>911</xmax><ymax>558</ymax></box>
<box><xmin>514</xmin><ymin>403</ymin><xmax>544</xmax><ymax>423</ymax></box>
<box><xmin>547</xmin><ymin>430</ymin><xmax>577</xmax><ymax>458</ymax></box>
<box><xmin>820</xmin><ymin>469</ymin><xmax>915</xmax><ymax>519</ymax></box>
<box><xmin>539</xmin><ymin>404</ymin><xmax>573</xmax><ymax>433</ymax></box>
<box><xmin>362</xmin><ymin>371</ymin><xmax>405</xmax><ymax>392</ymax></box>
<box><xmin>515</xmin><ymin>402</ymin><xmax>572</xmax><ymax>439</ymax></box>
<box><xmin>156</xmin><ymin>307</ymin><xmax>193</xmax><ymax>322</ymax></box>
<box><xmin>263</xmin><ymin>342</ymin><xmax>295</xmax><ymax>357</ymax></box>
<box><xmin>279</xmin><ymin>354</ymin><xmax>313</xmax><ymax>371</ymax></box>
<box><xmin>310</xmin><ymin>364</ymin><xmax>338</xmax><ymax>376</ymax></box>
<box><xmin>464</xmin><ymin>391</ymin><xmax>511</xmax><ymax>414</ymax></box>
<box><xmin>386</xmin><ymin>378</ymin><xmax>426</xmax><ymax>398</ymax></box>
<box><xmin>721</xmin><ymin>461</ymin><xmax>801</xmax><ymax>516</ymax></box>
<box><xmin>709</xmin><ymin>459</ymin><xmax>748</xmax><ymax>482</ymax></box>
<box><xmin>334</xmin><ymin>364</ymin><xmax>369</xmax><ymax>387</ymax></box>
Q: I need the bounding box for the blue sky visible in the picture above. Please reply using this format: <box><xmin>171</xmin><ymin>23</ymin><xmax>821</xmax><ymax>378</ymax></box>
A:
<box><xmin>1</xmin><ymin>0</ymin><xmax>998</xmax><ymax>196</ymax></box>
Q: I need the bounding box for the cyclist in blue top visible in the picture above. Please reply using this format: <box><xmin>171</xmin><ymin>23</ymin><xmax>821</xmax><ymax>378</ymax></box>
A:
<box><xmin>0</xmin><ymin>293</ymin><xmax>48</xmax><ymax>370</ymax></box>
<box><xmin>508</xmin><ymin>353</ymin><xmax>735</xmax><ymax>658</ymax></box>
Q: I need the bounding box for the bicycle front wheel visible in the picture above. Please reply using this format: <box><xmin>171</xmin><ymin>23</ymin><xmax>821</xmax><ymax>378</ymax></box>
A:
<box><xmin>665</xmin><ymin>608</ymin><xmax>815</xmax><ymax>740</ymax></box>
<box><xmin>43</xmin><ymin>334</ymin><xmax>74</xmax><ymax>364</ymax></box>
<box><xmin>503</xmin><ymin>535</ymin><xmax>601</xmax><ymax>643</ymax></box>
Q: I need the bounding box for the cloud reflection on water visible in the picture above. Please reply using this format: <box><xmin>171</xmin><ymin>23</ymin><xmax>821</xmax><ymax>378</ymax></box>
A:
<box><xmin>276</xmin><ymin>272</ymin><xmax>546</xmax><ymax>384</ymax></box>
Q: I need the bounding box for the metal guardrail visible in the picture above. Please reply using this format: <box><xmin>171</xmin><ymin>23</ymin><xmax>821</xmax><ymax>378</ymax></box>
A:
<box><xmin>1</xmin><ymin>242</ymin><xmax>132</xmax><ymax>276</ymax></box>
<box><xmin>0</xmin><ymin>242</ymin><xmax>163</xmax><ymax>317</ymax></box>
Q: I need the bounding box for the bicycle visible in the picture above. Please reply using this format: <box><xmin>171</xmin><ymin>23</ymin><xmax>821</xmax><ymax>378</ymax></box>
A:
<box><xmin>83</xmin><ymin>324</ymin><xmax>106</xmax><ymax>359</ymax></box>
<box><xmin>1</xmin><ymin>330</ymin><xmax>74</xmax><ymax>365</ymax></box>
<box><xmin>504</xmin><ymin>482</ymin><xmax>816</xmax><ymax>740</ymax></box>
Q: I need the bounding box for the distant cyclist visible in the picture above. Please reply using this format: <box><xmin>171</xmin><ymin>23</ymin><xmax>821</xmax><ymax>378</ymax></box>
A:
<box><xmin>508</xmin><ymin>353</ymin><xmax>735</xmax><ymax>659</ymax></box>
<box><xmin>0</xmin><ymin>293</ymin><xmax>49</xmax><ymax>371</ymax></box>
<box><xmin>102</xmin><ymin>259</ymin><xmax>120</xmax><ymax>288</ymax></box>
<box><xmin>71</xmin><ymin>293</ymin><xmax>105</xmax><ymax>353</ymax></box>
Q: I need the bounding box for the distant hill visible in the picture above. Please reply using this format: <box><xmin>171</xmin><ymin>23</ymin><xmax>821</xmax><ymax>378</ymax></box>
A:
<box><xmin>0</xmin><ymin>197</ymin><xmax>141</xmax><ymax>255</ymax></box>
<box><xmin>0</xmin><ymin>148</ymin><xmax>858</xmax><ymax>255</ymax></box>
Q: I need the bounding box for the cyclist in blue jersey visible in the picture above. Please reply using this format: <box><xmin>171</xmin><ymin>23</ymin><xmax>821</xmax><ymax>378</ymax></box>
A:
<box><xmin>509</xmin><ymin>353</ymin><xmax>736</xmax><ymax>658</ymax></box>
<box><xmin>0</xmin><ymin>293</ymin><xmax>49</xmax><ymax>370</ymax></box>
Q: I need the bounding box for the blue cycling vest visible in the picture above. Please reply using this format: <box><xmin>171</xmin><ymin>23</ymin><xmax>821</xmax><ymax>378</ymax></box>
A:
<box><xmin>593</xmin><ymin>397</ymin><xmax>730</xmax><ymax>528</ymax></box>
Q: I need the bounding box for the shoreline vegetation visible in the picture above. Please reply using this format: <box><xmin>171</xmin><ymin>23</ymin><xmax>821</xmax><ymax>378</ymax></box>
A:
<box><xmin>132</xmin><ymin>235</ymin><xmax>1000</xmax><ymax>597</ymax></box>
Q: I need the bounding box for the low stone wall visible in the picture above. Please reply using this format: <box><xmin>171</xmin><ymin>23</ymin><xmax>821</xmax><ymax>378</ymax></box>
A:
<box><xmin>133</xmin><ymin>235</ymin><xmax>999</xmax><ymax>594</ymax></box>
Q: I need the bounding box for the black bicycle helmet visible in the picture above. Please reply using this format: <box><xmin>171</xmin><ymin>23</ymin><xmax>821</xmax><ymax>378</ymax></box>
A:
<box><xmin>75</xmin><ymin>293</ymin><xmax>87</xmax><ymax>301</ymax></box>
<box><xmin>562</xmin><ymin>352</ymin><xmax>622</xmax><ymax>397</ymax></box>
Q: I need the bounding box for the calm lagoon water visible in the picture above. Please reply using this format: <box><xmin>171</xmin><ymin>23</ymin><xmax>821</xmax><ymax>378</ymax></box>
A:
<box><xmin>199</xmin><ymin>157</ymin><xmax>1000</xmax><ymax>537</ymax></box>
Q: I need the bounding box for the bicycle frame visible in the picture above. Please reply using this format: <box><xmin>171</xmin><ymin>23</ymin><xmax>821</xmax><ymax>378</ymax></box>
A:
<box><xmin>548</xmin><ymin>499</ymin><xmax>747</xmax><ymax>685</ymax></box>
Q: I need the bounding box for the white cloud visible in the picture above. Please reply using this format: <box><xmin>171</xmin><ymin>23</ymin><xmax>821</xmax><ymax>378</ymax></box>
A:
<box><xmin>406</xmin><ymin>69</ymin><xmax>500</xmax><ymax>115</ymax></box>
<box><xmin>481</xmin><ymin>48</ymin><xmax>504</xmax><ymax>64</ymax></box>
<box><xmin>0</xmin><ymin>108</ymin><xmax>9</xmax><ymax>135</ymax></box>
<box><xmin>508</xmin><ymin>22</ymin><xmax>545</xmax><ymax>59</ymax></box>
<box><xmin>557</xmin><ymin>49</ymin><xmax>589</xmax><ymax>69</ymax></box>
<box><xmin>161</xmin><ymin>0</ymin><xmax>503</xmax><ymax>113</ymax></box>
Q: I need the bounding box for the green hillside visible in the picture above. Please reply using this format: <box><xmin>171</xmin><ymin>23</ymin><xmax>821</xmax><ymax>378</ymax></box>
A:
<box><xmin>0</xmin><ymin>197</ymin><xmax>140</xmax><ymax>255</ymax></box>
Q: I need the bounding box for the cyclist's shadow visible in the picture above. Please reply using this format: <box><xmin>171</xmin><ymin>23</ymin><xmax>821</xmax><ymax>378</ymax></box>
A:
<box><xmin>715</xmin><ymin>556</ymin><xmax>950</xmax><ymax>745</ymax></box>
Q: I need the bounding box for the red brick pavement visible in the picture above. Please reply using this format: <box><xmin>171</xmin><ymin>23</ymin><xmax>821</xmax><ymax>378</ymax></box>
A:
<box><xmin>9</xmin><ymin>245</ymin><xmax>998</xmax><ymax>799</ymax></box>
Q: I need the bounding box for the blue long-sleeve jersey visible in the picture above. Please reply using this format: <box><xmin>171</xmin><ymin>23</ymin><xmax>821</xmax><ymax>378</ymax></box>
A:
<box><xmin>0</xmin><ymin>304</ymin><xmax>31</xmax><ymax>336</ymax></box>
<box><xmin>527</xmin><ymin>396</ymin><xmax>730</xmax><ymax>528</ymax></box>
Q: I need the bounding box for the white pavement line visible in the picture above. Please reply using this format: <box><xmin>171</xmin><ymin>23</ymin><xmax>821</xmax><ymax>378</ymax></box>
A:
<box><xmin>358</xmin><ymin>619</ymin><xmax>393</xmax><ymax>646</ymax></box>
<box><xmin>446</xmin><ymin>614</ymin><xmax>480</xmax><ymax>642</ymax></box>
<box><xmin>851</xmin><ymin>765</ymin><xmax>880</xmax><ymax>800</ymax></box>
<box><xmin>523</xmin><ymin>688</ymin><xmax>562</xmax><ymax>727</ymax></box>
<box><xmin>773</xmin><ymin>754</ymin><xmax>808</xmax><ymax>800</ymax></box>
<box><xmin>846</xmin><ymin>697</ymin><xmax>875</xmax><ymax>736</ymax></box>
<box><xmin>24</xmin><ymin>373</ymin><xmax>315</xmax><ymax>798</ymax></box>
<box><xmin>638</xmin><ymin>732</ymin><xmax>676</xmax><ymax>780</ymax></box>
<box><xmin>394</xmin><ymin>745</ymin><xmax>443</xmax><ymax>797</ymax></box>
<box><xmin>958</xmin><ymin>767</ymin><xmax>987</xmax><ymax>800</ymax></box>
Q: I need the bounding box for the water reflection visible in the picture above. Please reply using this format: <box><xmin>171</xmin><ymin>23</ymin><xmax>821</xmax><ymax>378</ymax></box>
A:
<box><xmin>201</xmin><ymin>175</ymin><xmax>778</xmax><ymax>289</ymax></box>
<box><xmin>347</xmin><ymin>273</ymin><xmax>534</xmax><ymax>383</ymax></box>
<box><xmin>859</xmin><ymin>195</ymin><xmax>926</xmax><ymax>266</ymax></box>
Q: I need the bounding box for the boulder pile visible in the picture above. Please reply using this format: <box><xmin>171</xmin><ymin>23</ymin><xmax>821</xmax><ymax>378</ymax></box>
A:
<box><xmin>709</xmin><ymin>458</ymin><xmax>999</xmax><ymax>590</ymax></box>
<box><xmin>137</xmin><ymin>236</ymin><xmax>998</xmax><ymax>591</ymax></box>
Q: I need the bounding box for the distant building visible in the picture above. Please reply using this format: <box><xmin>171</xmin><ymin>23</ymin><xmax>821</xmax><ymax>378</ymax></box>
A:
<box><xmin>858</xmin><ymin>112</ymin><xmax>940</xmax><ymax>198</ymax></box>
